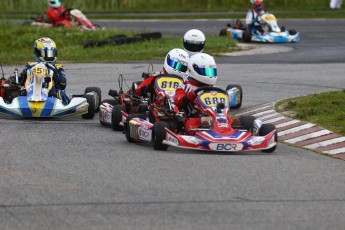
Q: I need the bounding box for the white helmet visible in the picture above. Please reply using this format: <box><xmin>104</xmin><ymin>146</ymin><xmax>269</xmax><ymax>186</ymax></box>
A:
<box><xmin>188</xmin><ymin>53</ymin><xmax>217</xmax><ymax>86</ymax></box>
<box><xmin>164</xmin><ymin>48</ymin><xmax>189</xmax><ymax>78</ymax></box>
<box><xmin>183</xmin><ymin>29</ymin><xmax>206</xmax><ymax>55</ymax></box>
<box><xmin>48</xmin><ymin>0</ymin><xmax>61</xmax><ymax>8</ymax></box>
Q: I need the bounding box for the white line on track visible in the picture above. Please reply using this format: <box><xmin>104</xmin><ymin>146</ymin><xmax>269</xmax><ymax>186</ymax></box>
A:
<box><xmin>304</xmin><ymin>137</ymin><xmax>345</xmax><ymax>149</ymax></box>
<box><xmin>278</xmin><ymin>123</ymin><xmax>315</xmax><ymax>137</ymax></box>
<box><xmin>285</xmin><ymin>130</ymin><xmax>333</xmax><ymax>144</ymax></box>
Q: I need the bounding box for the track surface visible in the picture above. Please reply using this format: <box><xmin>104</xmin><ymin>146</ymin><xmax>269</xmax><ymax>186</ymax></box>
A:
<box><xmin>1</xmin><ymin>19</ymin><xmax>345</xmax><ymax>230</ymax></box>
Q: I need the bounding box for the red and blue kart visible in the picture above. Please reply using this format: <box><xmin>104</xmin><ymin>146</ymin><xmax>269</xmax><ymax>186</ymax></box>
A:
<box><xmin>0</xmin><ymin>68</ymin><xmax>100</xmax><ymax>119</ymax></box>
<box><xmin>125</xmin><ymin>86</ymin><xmax>277</xmax><ymax>153</ymax></box>
<box><xmin>220</xmin><ymin>13</ymin><xmax>299</xmax><ymax>43</ymax></box>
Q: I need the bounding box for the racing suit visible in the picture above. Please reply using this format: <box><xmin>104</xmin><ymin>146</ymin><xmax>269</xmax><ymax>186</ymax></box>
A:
<box><xmin>245</xmin><ymin>9</ymin><xmax>265</xmax><ymax>34</ymax></box>
<box><xmin>19</xmin><ymin>62</ymin><xmax>70</xmax><ymax>105</ymax></box>
<box><xmin>174</xmin><ymin>79</ymin><xmax>234</xmax><ymax>134</ymax></box>
<box><xmin>46</xmin><ymin>6</ymin><xmax>72</xmax><ymax>27</ymax></box>
<box><xmin>135</xmin><ymin>70</ymin><xmax>167</xmax><ymax>97</ymax></box>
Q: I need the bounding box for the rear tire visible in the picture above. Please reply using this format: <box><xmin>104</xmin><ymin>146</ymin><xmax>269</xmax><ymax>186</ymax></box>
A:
<box><xmin>239</xmin><ymin>115</ymin><xmax>256</xmax><ymax>131</ymax></box>
<box><xmin>242</xmin><ymin>29</ymin><xmax>252</xmax><ymax>43</ymax></box>
<box><xmin>219</xmin><ymin>28</ymin><xmax>227</xmax><ymax>36</ymax></box>
<box><xmin>111</xmin><ymin>105</ymin><xmax>125</xmax><ymax>131</ymax></box>
<box><xmin>289</xmin><ymin>29</ymin><xmax>297</xmax><ymax>35</ymax></box>
<box><xmin>85</xmin><ymin>87</ymin><xmax>101</xmax><ymax>112</ymax></box>
<box><xmin>82</xmin><ymin>94</ymin><xmax>95</xmax><ymax>119</ymax></box>
<box><xmin>125</xmin><ymin>113</ymin><xmax>146</xmax><ymax>143</ymax></box>
<box><xmin>259</xmin><ymin>123</ymin><xmax>278</xmax><ymax>153</ymax></box>
<box><xmin>226</xmin><ymin>84</ymin><xmax>242</xmax><ymax>109</ymax></box>
<box><xmin>152</xmin><ymin>121</ymin><xmax>169</xmax><ymax>151</ymax></box>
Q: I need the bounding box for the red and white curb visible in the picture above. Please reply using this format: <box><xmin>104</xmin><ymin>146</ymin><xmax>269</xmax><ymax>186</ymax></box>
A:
<box><xmin>235</xmin><ymin>103</ymin><xmax>345</xmax><ymax>160</ymax></box>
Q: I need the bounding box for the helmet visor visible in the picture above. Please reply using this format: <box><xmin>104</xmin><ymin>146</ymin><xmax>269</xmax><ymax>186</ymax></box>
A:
<box><xmin>41</xmin><ymin>48</ymin><xmax>57</xmax><ymax>62</ymax></box>
<box><xmin>183</xmin><ymin>41</ymin><xmax>205</xmax><ymax>53</ymax></box>
<box><xmin>49</xmin><ymin>0</ymin><xmax>60</xmax><ymax>5</ymax></box>
<box><xmin>167</xmin><ymin>54</ymin><xmax>188</xmax><ymax>72</ymax></box>
<box><xmin>193</xmin><ymin>64</ymin><xmax>217</xmax><ymax>77</ymax></box>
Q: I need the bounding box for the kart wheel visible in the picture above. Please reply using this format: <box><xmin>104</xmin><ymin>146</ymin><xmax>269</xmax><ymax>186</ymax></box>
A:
<box><xmin>226</xmin><ymin>84</ymin><xmax>242</xmax><ymax>109</ymax></box>
<box><xmin>288</xmin><ymin>29</ymin><xmax>297</xmax><ymax>35</ymax></box>
<box><xmin>280</xmin><ymin>26</ymin><xmax>286</xmax><ymax>32</ymax></box>
<box><xmin>219</xmin><ymin>28</ymin><xmax>227</xmax><ymax>36</ymax></box>
<box><xmin>85</xmin><ymin>87</ymin><xmax>101</xmax><ymax>112</ymax></box>
<box><xmin>82</xmin><ymin>94</ymin><xmax>96</xmax><ymax>119</ymax></box>
<box><xmin>152</xmin><ymin>121</ymin><xmax>169</xmax><ymax>151</ymax></box>
<box><xmin>259</xmin><ymin>123</ymin><xmax>278</xmax><ymax>153</ymax></box>
<box><xmin>111</xmin><ymin>105</ymin><xmax>125</xmax><ymax>131</ymax></box>
<box><xmin>101</xmin><ymin>99</ymin><xmax>118</xmax><ymax>106</ymax></box>
<box><xmin>239</xmin><ymin>115</ymin><xmax>256</xmax><ymax>131</ymax></box>
<box><xmin>242</xmin><ymin>29</ymin><xmax>252</xmax><ymax>43</ymax></box>
<box><xmin>125</xmin><ymin>113</ymin><xmax>146</xmax><ymax>143</ymax></box>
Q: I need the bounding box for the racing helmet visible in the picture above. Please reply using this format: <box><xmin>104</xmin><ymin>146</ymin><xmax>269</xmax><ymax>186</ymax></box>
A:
<box><xmin>163</xmin><ymin>48</ymin><xmax>189</xmax><ymax>78</ymax></box>
<box><xmin>48</xmin><ymin>0</ymin><xmax>61</xmax><ymax>8</ymax></box>
<box><xmin>188</xmin><ymin>53</ymin><xmax>217</xmax><ymax>86</ymax></box>
<box><xmin>252</xmin><ymin>0</ymin><xmax>264</xmax><ymax>13</ymax></box>
<box><xmin>34</xmin><ymin>37</ymin><xmax>57</xmax><ymax>63</ymax></box>
<box><xmin>183</xmin><ymin>29</ymin><xmax>206</xmax><ymax>55</ymax></box>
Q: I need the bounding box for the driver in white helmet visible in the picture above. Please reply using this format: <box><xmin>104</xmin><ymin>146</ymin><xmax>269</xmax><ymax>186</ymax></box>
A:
<box><xmin>135</xmin><ymin>48</ymin><xmax>189</xmax><ymax>100</ymax></box>
<box><xmin>183</xmin><ymin>29</ymin><xmax>206</xmax><ymax>56</ymax></box>
<box><xmin>174</xmin><ymin>53</ymin><xmax>237</xmax><ymax>134</ymax></box>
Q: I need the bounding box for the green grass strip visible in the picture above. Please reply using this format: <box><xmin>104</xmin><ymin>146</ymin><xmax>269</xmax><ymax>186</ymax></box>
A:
<box><xmin>276</xmin><ymin>90</ymin><xmax>345</xmax><ymax>136</ymax></box>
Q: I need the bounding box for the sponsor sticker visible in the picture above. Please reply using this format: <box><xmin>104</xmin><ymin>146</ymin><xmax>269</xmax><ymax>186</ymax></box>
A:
<box><xmin>138</xmin><ymin>127</ymin><xmax>152</xmax><ymax>141</ymax></box>
<box><xmin>209</xmin><ymin>143</ymin><xmax>243</xmax><ymax>151</ymax></box>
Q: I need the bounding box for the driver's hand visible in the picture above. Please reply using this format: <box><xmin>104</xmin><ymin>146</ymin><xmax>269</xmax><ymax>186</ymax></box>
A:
<box><xmin>187</xmin><ymin>90</ymin><xmax>196</xmax><ymax>101</ymax></box>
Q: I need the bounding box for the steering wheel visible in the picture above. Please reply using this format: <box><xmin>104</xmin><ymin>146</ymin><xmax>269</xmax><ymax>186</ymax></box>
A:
<box><xmin>194</xmin><ymin>86</ymin><xmax>227</xmax><ymax>95</ymax></box>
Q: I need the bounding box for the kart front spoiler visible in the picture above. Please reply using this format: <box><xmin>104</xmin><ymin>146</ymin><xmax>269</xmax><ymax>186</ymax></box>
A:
<box><xmin>0</xmin><ymin>96</ymin><xmax>88</xmax><ymax>117</ymax></box>
<box><xmin>163</xmin><ymin>128</ymin><xmax>277</xmax><ymax>152</ymax></box>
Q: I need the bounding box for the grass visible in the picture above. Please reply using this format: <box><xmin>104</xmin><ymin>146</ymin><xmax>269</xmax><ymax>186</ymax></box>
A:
<box><xmin>0</xmin><ymin>23</ymin><xmax>236</xmax><ymax>65</ymax></box>
<box><xmin>275</xmin><ymin>90</ymin><xmax>345</xmax><ymax>136</ymax></box>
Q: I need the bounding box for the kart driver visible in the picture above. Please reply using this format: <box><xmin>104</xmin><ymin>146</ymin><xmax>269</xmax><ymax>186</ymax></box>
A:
<box><xmin>46</xmin><ymin>0</ymin><xmax>72</xmax><ymax>27</ymax></box>
<box><xmin>246</xmin><ymin>0</ymin><xmax>266</xmax><ymax>35</ymax></box>
<box><xmin>183</xmin><ymin>29</ymin><xmax>206</xmax><ymax>57</ymax></box>
<box><xmin>17</xmin><ymin>37</ymin><xmax>70</xmax><ymax>105</ymax></box>
<box><xmin>135</xmin><ymin>48</ymin><xmax>190</xmax><ymax>101</ymax></box>
<box><xmin>174</xmin><ymin>53</ymin><xmax>239</xmax><ymax>134</ymax></box>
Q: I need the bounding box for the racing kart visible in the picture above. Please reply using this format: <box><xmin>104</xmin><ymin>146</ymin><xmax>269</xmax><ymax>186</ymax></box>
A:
<box><xmin>126</xmin><ymin>86</ymin><xmax>277</xmax><ymax>153</ymax></box>
<box><xmin>123</xmin><ymin>74</ymin><xmax>185</xmax><ymax>145</ymax></box>
<box><xmin>29</xmin><ymin>9</ymin><xmax>102</xmax><ymax>30</ymax></box>
<box><xmin>220</xmin><ymin>13</ymin><xmax>299</xmax><ymax>43</ymax></box>
<box><xmin>0</xmin><ymin>67</ymin><xmax>100</xmax><ymax>119</ymax></box>
<box><xmin>99</xmin><ymin>74</ymin><xmax>149</xmax><ymax>131</ymax></box>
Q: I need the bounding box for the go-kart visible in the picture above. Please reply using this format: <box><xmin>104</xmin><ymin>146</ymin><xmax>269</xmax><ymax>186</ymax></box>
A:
<box><xmin>0</xmin><ymin>66</ymin><xmax>100</xmax><ymax>119</ymax></box>
<box><xmin>29</xmin><ymin>9</ymin><xmax>102</xmax><ymax>30</ymax></box>
<box><xmin>99</xmin><ymin>74</ymin><xmax>149</xmax><ymax>131</ymax></box>
<box><xmin>123</xmin><ymin>74</ymin><xmax>185</xmax><ymax>145</ymax></box>
<box><xmin>127</xmin><ymin>86</ymin><xmax>277</xmax><ymax>153</ymax></box>
<box><xmin>220</xmin><ymin>13</ymin><xmax>299</xmax><ymax>43</ymax></box>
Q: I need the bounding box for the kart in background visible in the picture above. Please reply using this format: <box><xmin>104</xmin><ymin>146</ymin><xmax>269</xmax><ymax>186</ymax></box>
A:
<box><xmin>126</xmin><ymin>86</ymin><xmax>277</xmax><ymax>153</ymax></box>
<box><xmin>0</xmin><ymin>65</ymin><xmax>100</xmax><ymax>119</ymax></box>
<box><xmin>29</xmin><ymin>9</ymin><xmax>102</xmax><ymax>30</ymax></box>
<box><xmin>220</xmin><ymin>13</ymin><xmax>299</xmax><ymax>43</ymax></box>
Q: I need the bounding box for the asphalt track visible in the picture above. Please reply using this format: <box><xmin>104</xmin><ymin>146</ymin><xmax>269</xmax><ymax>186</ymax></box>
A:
<box><xmin>1</xmin><ymin>19</ymin><xmax>345</xmax><ymax>230</ymax></box>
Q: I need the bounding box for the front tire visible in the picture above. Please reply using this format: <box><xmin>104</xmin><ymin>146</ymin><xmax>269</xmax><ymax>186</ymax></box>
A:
<box><xmin>125</xmin><ymin>113</ymin><xmax>146</xmax><ymax>143</ymax></box>
<box><xmin>85</xmin><ymin>87</ymin><xmax>101</xmax><ymax>112</ymax></box>
<box><xmin>242</xmin><ymin>29</ymin><xmax>252</xmax><ymax>43</ymax></box>
<box><xmin>82</xmin><ymin>94</ymin><xmax>95</xmax><ymax>119</ymax></box>
<box><xmin>152</xmin><ymin>121</ymin><xmax>169</xmax><ymax>151</ymax></box>
<box><xmin>226</xmin><ymin>84</ymin><xmax>242</xmax><ymax>109</ymax></box>
<box><xmin>111</xmin><ymin>105</ymin><xmax>125</xmax><ymax>131</ymax></box>
<box><xmin>259</xmin><ymin>123</ymin><xmax>278</xmax><ymax>153</ymax></box>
